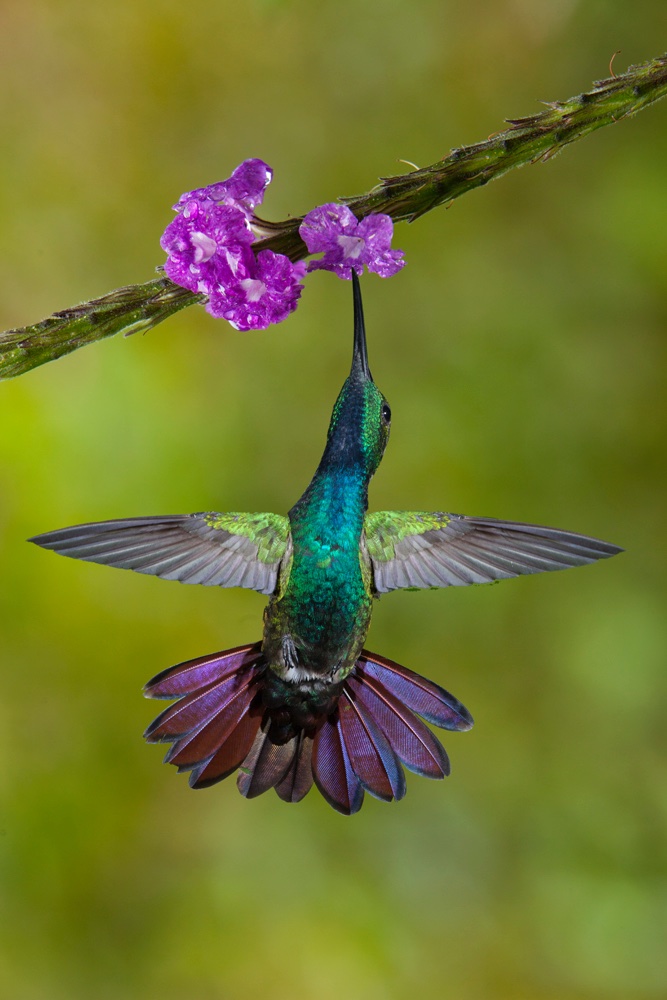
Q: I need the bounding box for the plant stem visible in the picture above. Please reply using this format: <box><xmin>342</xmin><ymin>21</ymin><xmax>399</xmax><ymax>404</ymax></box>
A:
<box><xmin>2</xmin><ymin>53</ymin><xmax>666</xmax><ymax>380</ymax></box>
<box><xmin>0</xmin><ymin>279</ymin><xmax>202</xmax><ymax>380</ymax></box>
<box><xmin>256</xmin><ymin>52</ymin><xmax>667</xmax><ymax>257</ymax></box>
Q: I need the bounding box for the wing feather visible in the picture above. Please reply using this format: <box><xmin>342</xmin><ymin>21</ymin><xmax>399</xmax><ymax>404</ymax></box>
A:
<box><xmin>365</xmin><ymin>511</ymin><xmax>622</xmax><ymax>593</ymax></box>
<box><xmin>30</xmin><ymin>512</ymin><xmax>290</xmax><ymax>595</ymax></box>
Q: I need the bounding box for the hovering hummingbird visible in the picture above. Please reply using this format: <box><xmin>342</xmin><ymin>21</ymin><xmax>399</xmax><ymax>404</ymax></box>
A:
<box><xmin>31</xmin><ymin>275</ymin><xmax>621</xmax><ymax>814</ymax></box>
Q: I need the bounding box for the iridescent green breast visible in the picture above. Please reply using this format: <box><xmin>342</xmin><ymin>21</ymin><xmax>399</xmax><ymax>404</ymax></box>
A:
<box><xmin>263</xmin><ymin>470</ymin><xmax>372</xmax><ymax>678</ymax></box>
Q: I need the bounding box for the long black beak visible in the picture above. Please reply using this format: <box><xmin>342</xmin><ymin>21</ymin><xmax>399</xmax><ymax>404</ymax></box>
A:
<box><xmin>351</xmin><ymin>271</ymin><xmax>372</xmax><ymax>381</ymax></box>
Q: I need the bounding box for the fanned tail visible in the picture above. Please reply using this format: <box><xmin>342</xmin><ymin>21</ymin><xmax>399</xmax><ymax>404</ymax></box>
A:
<box><xmin>143</xmin><ymin>643</ymin><xmax>472</xmax><ymax>814</ymax></box>
<box><xmin>310</xmin><ymin>648</ymin><xmax>472</xmax><ymax>812</ymax></box>
<box><xmin>274</xmin><ymin>732</ymin><xmax>314</xmax><ymax>803</ymax></box>
<box><xmin>143</xmin><ymin>643</ymin><xmax>265</xmax><ymax>789</ymax></box>
<box><xmin>237</xmin><ymin>726</ymin><xmax>298</xmax><ymax>798</ymax></box>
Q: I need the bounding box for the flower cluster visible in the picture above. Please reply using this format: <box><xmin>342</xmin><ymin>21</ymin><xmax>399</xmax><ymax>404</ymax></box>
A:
<box><xmin>161</xmin><ymin>159</ymin><xmax>306</xmax><ymax>331</ymax></box>
<box><xmin>161</xmin><ymin>159</ymin><xmax>405</xmax><ymax>331</ymax></box>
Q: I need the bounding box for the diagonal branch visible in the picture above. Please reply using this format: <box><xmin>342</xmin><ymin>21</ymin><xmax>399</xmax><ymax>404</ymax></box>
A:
<box><xmin>2</xmin><ymin>53</ymin><xmax>666</xmax><ymax>380</ymax></box>
<box><xmin>0</xmin><ymin>279</ymin><xmax>202</xmax><ymax>380</ymax></box>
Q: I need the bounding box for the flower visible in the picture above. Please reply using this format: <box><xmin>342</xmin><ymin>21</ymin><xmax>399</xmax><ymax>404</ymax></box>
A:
<box><xmin>161</xmin><ymin>162</ymin><xmax>406</xmax><ymax>331</ymax></box>
<box><xmin>207</xmin><ymin>250</ymin><xmax>307</xmax><ymax>331</ymax></box>
<box><xmin>161</xmin><ymin>159</ymin><xmax>306</xmax><ymax>330</ymax></box>
<box><xmin>174</xmin><ymin>158</ymin><xmax>273</xmax><ymax>217</ymax></box>
<box><xmin>160</xmin><ymin>200</ymin><xmax>254</xmax><ymax>295</ymax></box>
<box><xmin>299</xmin><ymin>203</ymin><xmax>405</xmax><ymax>279</ymax></box>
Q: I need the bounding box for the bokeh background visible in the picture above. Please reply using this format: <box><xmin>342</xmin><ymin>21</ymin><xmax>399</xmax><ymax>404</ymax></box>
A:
<box><xmin>1</xmin><ymin>2</ymin><xmax>666</xmax><ymax>998</ymax></box>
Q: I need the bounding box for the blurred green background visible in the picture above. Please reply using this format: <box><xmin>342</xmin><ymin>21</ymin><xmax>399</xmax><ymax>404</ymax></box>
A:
<box><xmin>1</xmin><ymin>2</ymin><xmax>666</xmax><ymax>998</ymax></box>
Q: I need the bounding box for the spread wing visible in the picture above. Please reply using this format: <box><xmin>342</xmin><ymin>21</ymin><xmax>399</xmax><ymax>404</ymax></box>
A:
<box><xmin>30</xmin><ymin>512</ymin><xmax>291</xmax><ymax>595</ymax></box>
<box><xmin>364</xmin><ymin>511</ymin><xmax>622</xmax><ymax>594</ymax></box>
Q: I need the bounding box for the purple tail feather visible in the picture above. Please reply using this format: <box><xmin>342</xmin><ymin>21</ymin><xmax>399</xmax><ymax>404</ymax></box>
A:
<box><xmin>143</xmin><ymin>644</ymin><xmax>473</xmax><ymax>814</ymax></box>
<box><xmin>274</xmin><ymin>732</ymin><xmax>314</xmax><ymax>803</ymax></box>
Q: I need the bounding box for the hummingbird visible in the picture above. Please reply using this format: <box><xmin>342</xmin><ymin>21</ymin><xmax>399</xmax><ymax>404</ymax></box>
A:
<box><xmin>30</xmin><ymin>275</ymin><xmax>621</xmax><ymax>814</ymax></box>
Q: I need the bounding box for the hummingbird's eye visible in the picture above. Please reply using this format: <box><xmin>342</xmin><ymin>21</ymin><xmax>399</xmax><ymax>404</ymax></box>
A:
<box><xmin>381</xmin><ymin>403</ymin><xmax>391</xmax><ymax>424</ymax></box>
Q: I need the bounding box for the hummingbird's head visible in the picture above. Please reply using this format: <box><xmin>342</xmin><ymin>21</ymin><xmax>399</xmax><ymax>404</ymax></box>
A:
<box><xmin>323</xmin><ymin>272</ymin><xmax>391</xmax><ymax>476</ymax></box>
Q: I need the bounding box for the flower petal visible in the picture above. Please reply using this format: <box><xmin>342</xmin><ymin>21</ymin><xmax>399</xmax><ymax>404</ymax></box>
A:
<box><xmin>223</xmin><ymin>158</ymin><xmax>273</xmax><ymax>211</ymax></box>
<box><xmin>161</xmin><ymin>202</ymin><xmax>253</xmax><ymax>295</ymax></box>
<box><xmin>300</xmin><ymin>204</ymin><xmax>405</xmax><ymax>279</ymax></box>
<box><xmin>175</xmin><ymin>159</ymin><xmax>273</xmax><ymax>215</ymax></box>
<box><xmin>299</xmin><ymin>203</ymin><xmax>360</xmax><ymax>253</ymax></box>
<box><xmin>365</xmin><ymin>248</ymin><xmax>405</xmax><ymax>278</ymax></box>
<box><xmin>207</xmin><ymin>250</ymin><xmax>306</xmax><ymax>330</ymax></box>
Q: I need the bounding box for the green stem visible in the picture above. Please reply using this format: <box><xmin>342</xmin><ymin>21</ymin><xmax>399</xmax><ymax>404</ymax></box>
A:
<box><xmin>0</xmin><ymin>279</ymin><xmax>202</xmax><ymax>380</ymax></box>
<box><xmin>256</xmin><ymin>52</ymin><xmax>667</xmax><ymax>257</ymax></box>
<box><xmin>2</xmin><ymin>53</ymin><xmax>666</xmax><ymax>380</ymax></box>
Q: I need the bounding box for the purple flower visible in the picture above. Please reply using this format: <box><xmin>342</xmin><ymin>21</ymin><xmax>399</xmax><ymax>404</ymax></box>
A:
<box><xmin>161</xmin><ymin>161</ymin><xmax>406</xmax><ymax>332</ymax></box>
<box><xmin>160</xmin><ymin>200</ymin><xmax>254</xmax><ymax>295</ymax></box>
<box><xmin>162</xmin><ymin>159</ymin><xmax>307</xmax><ymax>330</ymax></box>
<box><xmin>299</xmin><ymin>203</ymin><xmax>405</xmax><ymax>279</ymax></box>
<box><xmin>207</xmin><ymin>250</ymin><xmax>307</xmax><ymax>331</ymax></box>
<box><xmin>174</xmin><ymin>159</ymin><xmax>272</xmax><ymax>217</ymax></box>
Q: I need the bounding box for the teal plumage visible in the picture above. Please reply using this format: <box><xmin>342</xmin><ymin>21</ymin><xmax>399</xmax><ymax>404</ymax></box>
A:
<box><xmin>272</xmin><ymin>454</ymin><xmax>374</xmax><ymax>677</ymax></box>
<box><xmin>30</xmin><ymin>275</ymin><xmax>622</xmax><ymax>813</ymax></box>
